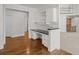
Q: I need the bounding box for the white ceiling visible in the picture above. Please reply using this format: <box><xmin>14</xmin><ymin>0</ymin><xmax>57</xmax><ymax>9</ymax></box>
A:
<box><xmin>21</xmin><ymin>4</ymin><xmax>59</xmax><ymax>9</ymax></box>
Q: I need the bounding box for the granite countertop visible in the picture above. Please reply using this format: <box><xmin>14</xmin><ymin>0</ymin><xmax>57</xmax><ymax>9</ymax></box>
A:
<box><xmin>31</xmin><ymin>29</ymin><xmax>49</xmax><ymax>35</ymax></box>
<box><xmin>47</xmin><ymin>28</ymin><xmax>59</xmax><ymax>30</ymax></box>
<box><xmin>31</xmin><ymin>28</ymin><xmax>59</xmax><ymax>35</ymax></box>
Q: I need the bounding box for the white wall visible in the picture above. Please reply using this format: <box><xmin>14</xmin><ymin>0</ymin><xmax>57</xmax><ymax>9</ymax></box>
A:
<box><xmin>5</xmin><ymin>9</ymin><xmax>28</xmax><ymax>37</ymax></box>
<box><xmin>61</xmin><ymin>32</ymin><xmax>79</xmax><ymax>54</ymax></box>
<box><xmin>0</xmin><ymin>5</ymin><xmax>4</xmax><ymax>49</ymax></box>
<box><xmin>59</xmin><ymin>14</ymin><xmax>67</xmax><ymax>32</ymax></box>
<box><xmin>72</xmin><ymin>17</ymin><xmax>79</xmax><ymax>32</ymax></box>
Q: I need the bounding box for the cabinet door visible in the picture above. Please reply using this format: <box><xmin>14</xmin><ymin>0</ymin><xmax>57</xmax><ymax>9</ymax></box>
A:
<box><xmin>44</xmin><ymin>35</ymin><xmax>49</xmax><ymax>47</ymax></box>
<box><xmin>42</xmin><ymin>34</ymin><xmax>49</xmax><ymax>48</ymax></box>
<box><xmin>60</xmin><ymin>4</ymin><xmax>73</xmax><ymax>14</ymax></box>
<box><xmin>48</xmin><ymin>29</ymin><xmax>60</xmax><ymax>52</ymax></box>
<box><xmin>46</xmin><ymin>9</ymin><xmax>53</xmax><ymax>24</ymax></box>
<box><xmin>46</xmin><ymin>8</ymin><xmax>57</xmax><ymax>24</ymax></box>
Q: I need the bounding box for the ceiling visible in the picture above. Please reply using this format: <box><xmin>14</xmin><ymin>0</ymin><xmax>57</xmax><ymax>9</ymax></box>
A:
<box><xmin>21</xmin><ymin>4</ymin><xmax>59</xmax><ymax>9</ymax></box>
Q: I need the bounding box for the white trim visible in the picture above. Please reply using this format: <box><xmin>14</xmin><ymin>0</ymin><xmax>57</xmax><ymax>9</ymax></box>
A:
<box><xmin>11</xmin><ymin>34</ymin><xmax>24</xmax><ymax>38</ymax></box>
<box><xmin>0</xmin><ymin>45</ymin><xmax>4</xmax><ymax>49</ymax></box>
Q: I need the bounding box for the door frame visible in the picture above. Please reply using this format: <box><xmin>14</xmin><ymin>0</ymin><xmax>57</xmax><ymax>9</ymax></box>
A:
<box><xmin>4</xmin><ymin>7</ymin><xmax>29</xmax><ymax>45</ymax></box>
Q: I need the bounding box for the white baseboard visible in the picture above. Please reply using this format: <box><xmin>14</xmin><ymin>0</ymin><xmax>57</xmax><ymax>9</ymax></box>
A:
<box><xmin>0</xmin><ymin>46</ymin><xmax>4</xmax><ymax>49</ymax></box>
<box><xmin>6</xmin><ymin>34</ymin><xmax>24</xmax><ymax>38</ymax></box>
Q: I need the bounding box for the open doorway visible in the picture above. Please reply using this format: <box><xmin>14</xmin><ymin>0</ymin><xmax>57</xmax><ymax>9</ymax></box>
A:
<box><xmin>66</xmin><ymin>16</ymin><xmax>79</xmax><ymax>32</ymax></box>
<box><xmin>4</xmin><ymin>8</ymin><xmax>29</xmax><ymax>54</ymax></box>
<box><xmin>5</xmin><ymin>8</ymin><xmax>29</xmax><ymax>38</ymax></box>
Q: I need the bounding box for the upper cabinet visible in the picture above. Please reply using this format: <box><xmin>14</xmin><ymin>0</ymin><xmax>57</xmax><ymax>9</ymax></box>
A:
<box><xmin>39</xmin><ymin>9</ymin><xmax>46</xmax><ymax>24</ymax></box>
<box><xmin>46</xmin><ymin>8</ymin><xmax>58</xmax><ymax>24</ymax></box>
<box><xmin>39</xmin><ymin>8</ymin><xmax>58</xmax><ymax>24</ymax></box>
<box><xmin>60</xmin><ymin>4</ymin><xmax>74</xmax><ymax>14</ymax></box>
<box><xmin>72</xmin><ymin>4</ymin><xmax>79</xmax><ymax>15</ymax></box>
<box><xmin>46</xmin><ymin>8</ymin><xmax>53</xmax><ymax>24</ymax></box>
<box><xmin>60</xmin><ymin>4</ymin><xmax>79</xmax><ymax>15</ymax></box>
<box><xmin>38</xmin><ymin>8</ymin><xmax>59</xmax><ymax>28</ymax></box>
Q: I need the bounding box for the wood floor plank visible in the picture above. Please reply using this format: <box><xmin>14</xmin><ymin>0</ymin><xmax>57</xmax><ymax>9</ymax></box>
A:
<box><xmin>0</xmin><ymin>32</ymin><xmax>72</xmax><ymax>55</ymax></box>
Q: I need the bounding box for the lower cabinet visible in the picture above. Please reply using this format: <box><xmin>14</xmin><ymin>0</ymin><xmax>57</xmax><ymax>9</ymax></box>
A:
<box><xmin>30</xmin><ymin>31</ymin><xmax>38</xmax><ymax>39</ymax></box>
<box><xmin>30</xmin><ymin>31</ymin><xmax>42</xmax><ymax>39</ymax></box>
<box><xmin>30</xmin><ymin>29</ymin><xmax>60</xmax><ymax>52</ymax></box>
<box><xmin>48</xmin><ymin>29</ymin><xmax>60</xmax><ymax>52</ymax></box>
<box><xmin>42</xmin><ymin>29</ymin><xmax>60</xmax><ymax>52</ymax></box>
<box><xmin>42</xmin><ymin>34</ymin><xmax>49</xmax><ymax>48</ymax></box>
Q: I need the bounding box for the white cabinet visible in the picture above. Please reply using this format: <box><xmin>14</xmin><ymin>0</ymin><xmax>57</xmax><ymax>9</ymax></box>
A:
<box><xmin>30</xmin><ymin>31</ymin><xmax>42</xmax><ymax>39</ymax></box>
<box><xmin>40</xmin><ymin>11</ymin><xmax>46</xmax><ymax>24</ymax></box>
<box><xmin>48</xmin><ymin>29</ymin><xmax>60</xmax><ymax>52</ymax></box>
<box><xmin>46</xmin><ymin>8</ymin><xmax>58</xmax><ymax>24</ymax></box>
<box><xmin>46</xmin><ymin>8</ymin><xmax>53</xmax><ymax>23</ymax></box>
<box><xmin>30</xmin><ymin>29</ymin><xmax>60</xmax><ymax>52</ymax></box>
<box><xmin>30</xmin><ymin>31</ymin><xmax>38</xmax><ymax>39</ymax></box>
<box><xmin>42</xmin><ymin>34</ymin><xmax>49</xmax><ymax>48</ymax></box>
<box><xmin>72</xmin><ymin>5</ymin><xmax>79</xmax><ymax>15</ymax></box>
<box><xmin>42</xmin><ymin>29</ymin><xmax>60</xmax><ymax>52</ymax></box>
<box><xmin>60</xmin><ymin>4</ymin><xmax>73</xmax><ymax>14</ymax></box>
<box><xmin>39</xmin><ymin>8</ymin><xmax>58</xmax><ymax>24</ymax></box>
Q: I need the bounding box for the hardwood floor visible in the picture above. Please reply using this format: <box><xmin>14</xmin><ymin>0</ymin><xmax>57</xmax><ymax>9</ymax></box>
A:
<box><xmin>1</xmin><ymin>37</ymin><xmax>49</xmax><ymax>55</ymax></box>
<box><xmin>0</xmin><ymin>32</ymin><xmax>72</xmax><ymax>55</ymax></box>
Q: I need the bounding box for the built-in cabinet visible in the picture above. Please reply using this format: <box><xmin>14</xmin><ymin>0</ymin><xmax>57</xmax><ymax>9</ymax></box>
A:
<box><xmin>60</xmin><ymin>4</ymin><xmax>79</xmax><ymax>15</ymax></box>
<box><xmin>46</xmin><ymin>8</ymin><xmax>53</xmax><ymax>24</ymax></box>
<box><xmin>48</xmin><ymin>29</ymin><xmax>60</xmax><ymax>52</ymax></box>
<box><xmin>60</xmin><ymin>4</ymin><xmax>73</xmax><ymax>14</ymax></box>
<box><xmin>40</xmin><ymin>10</ymin><xmax>46</xmax><ymax>24</ymax></box>
<box><xmin>72</xmin><ymin>5</ymin><xmax>79</xmax><ymax>15</ymax></box>
<box><xmin>30</xmin><ymin>29</ymin><xmax>60</xmax><ymax>52</ymax></box>
<box><xmin>39</xmin><ymin>8</ymin><xmax>58</xmax><ymax>24</ymax></box>
<box><xmin>42</xmin><ymin>34</ymin><xmax>49</xmax><ymax>48</ymax></box>
<box><xmin>46</xmin><ymin>8</ymin><xmax>58</xmax><ymax>24</ymax></box>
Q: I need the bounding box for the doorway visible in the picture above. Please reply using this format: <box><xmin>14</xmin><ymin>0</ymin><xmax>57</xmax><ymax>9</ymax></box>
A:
<box><xmin>4</xmin><ymin>8</ymin><xmax>29</xmax><ymax>54</ymax></box>
<box><xmin>5</xmin><ymin>9</ymin><xmax>29</xmax><ymax>37</ymax></box>
<box><xmin>66</xmin><ymin>16</ymin><xmax>79</xmax><ymax>32</ymax></box>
